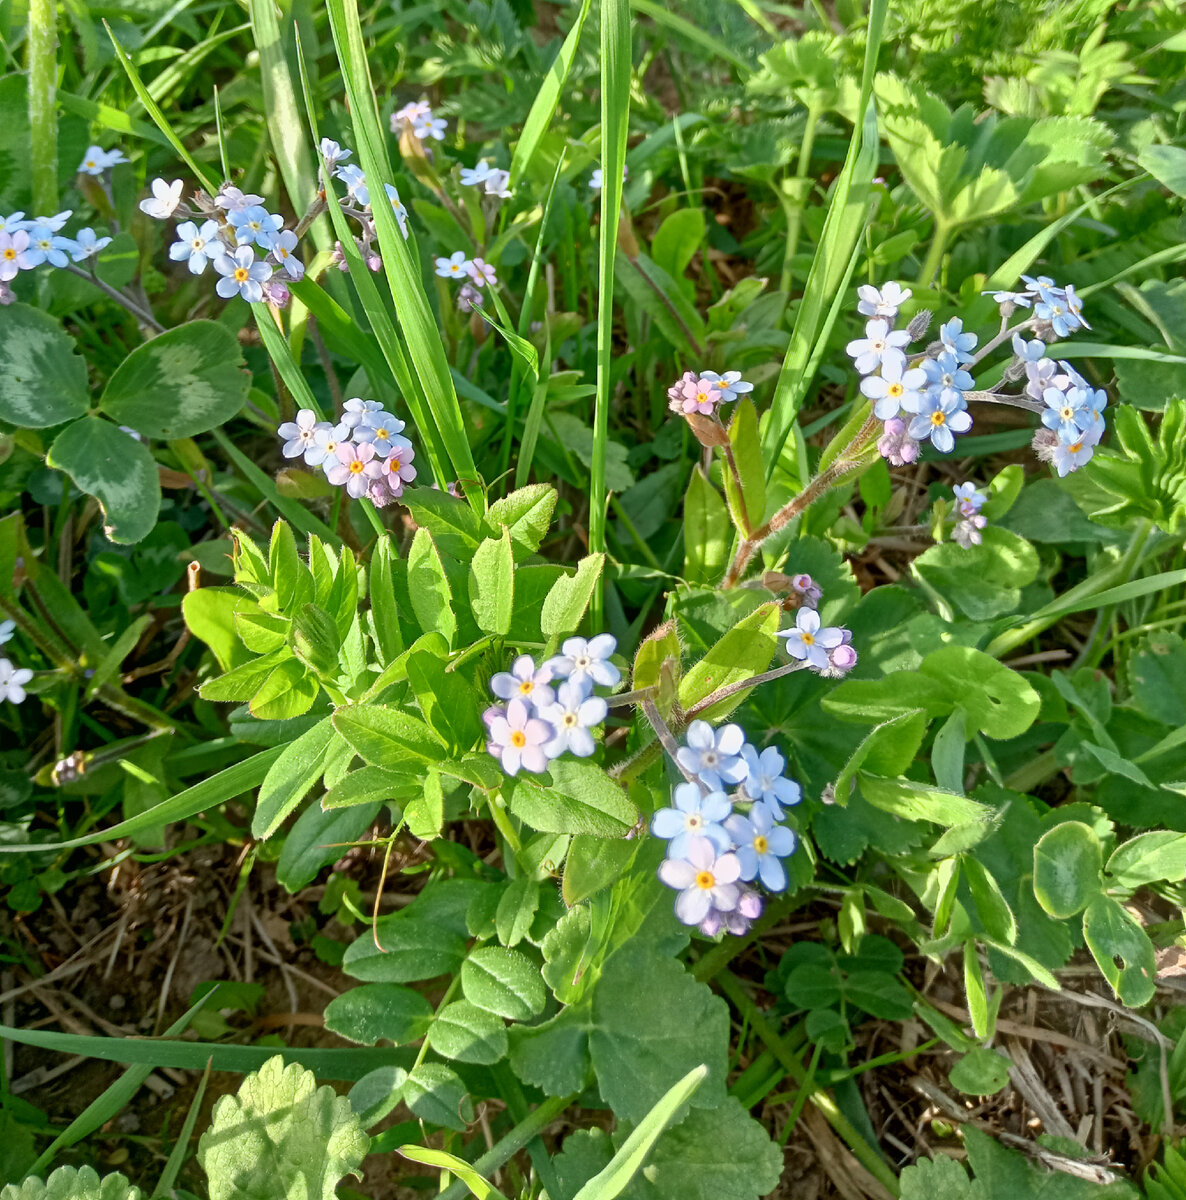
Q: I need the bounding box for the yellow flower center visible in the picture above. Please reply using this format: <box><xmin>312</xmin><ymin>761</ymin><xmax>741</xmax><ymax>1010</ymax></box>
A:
<box><xmin>695</xmin><ymin>870</ymin><xmax>716</xmax><ymax>890</ymax></box>
<box><xmin>389</xmin><ymin>457</ymin><xmax>402</xmax><ymax>472</ymax></box>
<box><xmin>754</xmin><ymin>836</ymin><xmax>769</xmax><ymax>855</ymax></box>
<box><xmin>1061</xmin><ymin>406</ymin><xmax>1074</xmax><ymax>420</ymax></box>
<box><xmin>887</xmin><ymin>382</ymin><xmax>903</xmax><ymax>398</ymax></box>
<box><xmin>2</xmin><ymin>249</ymin><xmax>14</xmax><ymax>260</ymax></box>
<box><xmin>510</xmin><ymin>730</ymin><xmax>527</xmax><ymax>748</ymax></box>
<box><xmin>1068</xmin><ymin>440</ymin><xmax>1083</xmax><ymax>453</ymax></box>
<box><xmin>696</xmin><ymin>391</ymin><xmax>710</xmax><ymax>404</ymax></box>
<box><xmin>931</xmin><ymin>411</ymin><xmax>946</xmax><ymax>426</ymax></box>
<box><xmin>375</xmin><ymin>427</ymin><xmax>389</xmax><ymax>439</ymax></box>
<box><xmin>192</xmin><ymin>238</ymin><xmax>204</xmax><ymax>249</ymax></box>
<box><xmin>563</xmin><ymin>713</ymin><xmax>578</xmax><ymax>727</ymax></box>
<box><xmin>349</xmin><ymin>459</ymin><xmax>365</xmax><ymax>474</ymax></box>
<box><xmin>800</xmin><ymin>631</ymin><xmax>814</xmax><ymax>646</ymax></box>
<box><xmin>233</xmin><ymin>267</ymin><xmax>249</xmax><ymax>282</ymax></box>
<box><xmin>519</xmin><ymin>680</ymin><xmax>534</xmax><ymax>695</ymax></box>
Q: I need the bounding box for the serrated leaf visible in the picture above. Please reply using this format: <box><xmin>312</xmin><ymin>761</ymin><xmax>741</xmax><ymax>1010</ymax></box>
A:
<box><xmin>0</xmin><ymin>1167</ymin><xmax>142</xmax><ymax>1200</ymax></box>
<box><xmin>98</xmin><ymin>320</ymin><xmax>250</xmax><ymax>438</ymax></box>
<box><xmin>197</xmin><ymin>1055</ymin><xmax>368</xmax><ymax>1200</ymax></box>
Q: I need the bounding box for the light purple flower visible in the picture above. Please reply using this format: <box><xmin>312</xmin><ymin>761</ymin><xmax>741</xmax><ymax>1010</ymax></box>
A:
<box><xmin>169</xmin><ymin>219</ymin><xmax>222</xmax><ymax>274</ymax></box>
<box><xmin>0</xmin><ymin>230</ymin><xmax>33</xmax><ymax>281</ymax></box>
<box><xmin>700</xmin><ymin>371</ymin><xmax>753</xmax><ymax>402</ymax></box>
<box><xmin>392</xmin><ymin>100</ymin><xmax>432</xmax><ymax>128</ymax></box>
<box><xmin>856</xmin><ymin>281</ymin><xmax>911</xmax><ymax>320</ymax></box>
<box><xmin>216</xmin><ymin>186</ymin><xmax>266</xmax><ymax>213</ymax></box>
<box><xmin>538</xmin><ymin>680</ymin><xmax>608</xmax><ymax>758</ymax></box>
<box><xmin>435</xmin><ymin>251</ymin><xmax>473</xmax><ymax>280</ymax></box>
<box><xmin>790</xmin><ymin>574</ymin><xmax>822</xmax><ymax>607</ymax></box>
<box><xmin>776</xmin><ymin>608</ymin><xmax>845</xmax><ymax>672</ymax></box>
<box><xmin>486</xmin><ymin>697</ymin><xmax>554</xmax><ymax>776</ymax></box>
<box><xmin>676</xmin><ymin>720</ymin><xmax>748</xmax><ymax>790</ymax></box>
<box><xmin>823</xmin><ymin>642</ymin><xmax>859</xmax><ymax>678</ymax></box>
<box><xmin>547</xmin><ymin>634</ymin><xmax>620</xmax><ymax>689</ymax></box>
<box><xmin>468</xmin><ymin>257</ymin><xmax>497</xmax><ymax>288</ymax></box>
<box><xmin>326</xmin><ymin>440</ymin><xmax>382</xmax><ymax>498</ymax></box>
<box><xmin>739</xmin><ymin>745</ymin><xmax>801</xmax><ymax>820</ymax></box>
<box><xmin>378</xmin><ymin>443</ymin><xmax>417</xmax><ymax>497</ymax></box>
<box><xmin>267</xmin><ymin>229</ymin><xmax>304</xmax><ymax>280</ymax></box>
<box><xmin>877</xmin><ymin>416</ymin><xmax>920</xmax><ymax>467</ymax></box>
<box><xmin>658</xmin><ymin>836</ymin><xmax>742</xmax><ymax>926</ymax></box>
<box><xmin>651</xmin><ymin>782</ymin><xmax>733</xmax><ymax>858</ymax></box>
<box><xmin>277</xmin><ymin>409</ymin><xmax>323</xmax><ymax>459</ymax></box>
<box><xmin>483</xmin><ymin>169</ymin><xmax>512</xmax><ymax>199</ymax></box>
<box><xmin>699</xmin><ymin>885</ymin><xmax>763</xmax><ymax>937</ymax></box>
<box><xmin>0</xmin><ymin>658</ymin><xmax>32</xmax><ymax>704</ymax></box>
<box><xmin>458</xmin><ymin>283</ymin><xmax>481</xmax><ymax>312</ymax></box>
<box><xmin>214</xmin><ymin>246</ymin><xmax>272</xmax><ymax>302</ymax></box>
<box><xmin>860</xmin><ymin>356</ymin><xmax>927</xmax><ymax>419</ymax></box>
<box><xmin>908</xmin><ymin>391</ymin><xmax>973</xmax><ymax>454</ymax></box>
<box><xmin>846</xmin><ymin>318</ymin><xmax>909</xmax><ymax>375</ymax></box>
<box><xmin>491</xmin><ymin>654</ymin><xmax>556</xmax><ymax>710</ymax></box>
<box><xmin>953</xmin><ymin>513</ymin><xmax>987</xmax><ymax>548</ymax></box>
<box><xmin>671</xmin><ymin>374</ymin><xmax>723</xmax><ymax>416</ymax></box>
<box><xmin>724</xmin><ymin>803</ymin><xmax>796</xmax><ymax>892</ymax></box>
<box><xmin>953</xmin><ymin>482</ymin><xmax>986</xmax><ymax>515</ymax></box>
<box><xmin>413</xmin><ymin>116</ymin><xmax>447</xmax><ymax>141</ymax></box>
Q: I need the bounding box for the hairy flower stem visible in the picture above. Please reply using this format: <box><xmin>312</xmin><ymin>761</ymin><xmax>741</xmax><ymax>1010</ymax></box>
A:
<box><xmin>640</xmin><ymin>696</ymin><xmax>703</xmax><ymax>789</ymax></box>
<box><xmin>63</xmin><ymin>266</ymin><xmax>165</xmax><ymax>332</ymax></box>
<box><xmin>684</xmin><ymin>659</ymin><xmax>808</xmax><ymax>719</ymax></box>
<box><xmin>721</xmin><ymin>413</ymin><xmax>880</xmax><ymax>588</ymax></box>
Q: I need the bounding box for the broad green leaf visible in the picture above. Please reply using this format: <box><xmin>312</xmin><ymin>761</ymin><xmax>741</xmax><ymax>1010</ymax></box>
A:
<box><xmin>461</xmin><ymin>946</ymin><xmax>546</xmax><ymax>1021</ymax></box>
<box><xmin>197</xmin><ymin>1056</ymin><xmax>368</xmax><ymax>1200</ymax></box>
<box><xmin>562</xmin><ymin>835</ymin><xmax>637</xmax><ymax>907</ymax></box>
<box><xmin>398</xmin><ymin>489</ymin><xmax>482</xmax><ymax>559</ymax></box>
<box><xmin>405</xmin><ymin>650</ymin><xmax>484</xmax><ymax>757</ymax></box>
<box><xmin>275</xmin><ymin>800</ymin><xmax>379</xmax><ymax>893</ymax></box>
<box><xmin>677</xmin><ymin>601</ymin><xmax>779</xmax><ymax>720</ymax></box>
<box><xmin>949</xmin><ymin>1048</ymin><xmax>1012</xmax><ymax>1097</ymax></box>
<box><xmin>323</xmin><ymin>984</ymin><xmax>434</xmax><ymax>1046</ymax></box>
<box><xmin>323</xmin><ymin>765</ymin><xmax>416</xmax><ymax>810</ymax></box>
<box><xmin>650</xmin><ymin>208</ymin><xmax>706</xmax><ymax>282</ymax></box>
<box><xmin>406</xmin><ymin>528</ymin><xmax>457</xmax><ymax>646</ymax></box>
<box><xmin>429</xmin><ymin>1000</ymin><xmax>508</xmax><ymax>1066</ymax></box>
<box><xmin>1082</xmin><ymin>894</ymin><xmax>1157</xmax><ymax>1008</ymax></box>
<box><xmin>1128</xmin><ymin>632</ymin><xmax>1186</xmax><ymax>726</ymax></box>
<box><xmin>541</xmin><ymin>554</ymin><xmax>605</xmax><ymax>638</ymax></box>
<box><xmin>1032</xmin><ymin>821</ymin><xmax>1102</xmax><ymax>919</ymax></box>
<box><xmin>858</xmin><ymin>776</ymin><xmax>990</xmax><ymax>826</ymax></box>
<box><xmin>912</xmin><ymin>528</ymin><xmax>1040</xmax><ymax>621</ymax></box>
<box><xmin>961</xmin><ymin>856</ymin><xmax>1017</xmax><ymax>945</ymax></box>
<box><xmin>98</xmin><ymin>321</ymin><xmax>250</xmax><ymax>438</ymax></box>
<box><xmin>1106</xmin><ymin>832</ymin><xmax>1186</xmax><ymax>890</ymax></box>
<box><xmin>253</xmin><ymin>715</ymin><xmax>344</xmax><ymax>840</ymax></box>
<box><xmin>249</xmin><ymin>658</ymin><xmax>319</xmax><ymax>720</ymax></box>
<box><xmin>542</xmin><ymin>905</ymin><xmax>596</xmax><ymax>1004</ymax></box>
<box><xmin>47</xmin><ymin>417</ymin><xmax>160</xmax><ymax>544</ymax></box>
<box><xmin>507</xmin><ymin>1004</ymin><xmax>592</xmax><ymax>1096</ymax></box>
<box><xmin>484</xmin><ymin>484</ymin><xmax>557</xmax><ymax>559</ymax></box>
<box><xmin>403</xmin><ymin>1064</ymin><xmax>473</xmax><ymax>1132</ymax></box>
<box><xmin>1140</xmin><ymin>144</ymin><xmax>1186</xmax><ymax>197</ymax></box>
<box><xmin>495</xmin><ymin>877</ymin><xmax>540</xmax><ymax>948</ymax></box>
<box><xmin>833</xmin><ymin>710</ymin><xmax>929</xmax><ymax>805</ymax></box>
<box><xmin>332</xmin><ymin>704</ymin><xmax>446</xmax><ymax>769</ymax></box>
<box><xmin>182</xmin><ymin>588</ymin><xmax>260</xmax><ymax>671</ymax></box>
<box><xmin>0</xmin><ymin>1167</ymin><xmax>141</xmax><ymax>1200</ymax></box>
<box><xmin>722</xmin><ymin>398</ymin><xmax>765</xmax><ymax>534</ymax></box>
<box><xmin>823</xmin><ymin>672</ymin><xmax>950</xmax><ymax>725</ymax></box>
<box><xmin>347</xmin><ymin>1066</ymin><xmax>408</xmax><ymax>1128</ymax></box>
<box><xmin>342</xmin><ymin>917</ymin><xmax>467</xmax><ymax>983</ymax></box>
<box><xmin>0</xmin><ymin>304</ymin><xmax>89</xmax><ymax>428</ymax></box>
<box><xmin>683</xmin><ymin>467</ymin><xmax>729</xmax><ymax>586</ymax></box>
<box><xmin>469</xmin><ymin>530</ymin><xmax>514</xmax><ymax>636</ymax></box>
<box><xmin>919</xmin><ymin>647</ymin><xmax>1040</xmax><ymax>741</ymax></box>
<box><xmin>899</xmin><ymin>1154</ymin><xmax>974</xmax><ymax>1200</ymax></box>
<box><xmin>505</xmin><ymin>759</ymin><xmax>638</xmax><ymax>836</ymax></box>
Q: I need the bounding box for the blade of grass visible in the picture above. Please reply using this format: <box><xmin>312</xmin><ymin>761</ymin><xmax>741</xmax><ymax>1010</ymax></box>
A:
<box><xmin>589</xmin><ymin>0</ymin><xmax>632</xmax><ymax>625</ymax></box>
<box><xmin>105</xmin><ymin>21</ymin><xmax>217</xmax><ymax>192</ymax></box>
<box><xmin>0</xmin><ymin>1023</ymin><xmax>410</xmax><ymax>1080</ymax></box>
<box><xmin>630</xmin><ymin>0</ymin><xmax>751</xmax><ymax>74</ymax></box>
<box><xmin>152</xmin><ymin>1059</ymin><xmax>212</xmax><ymax>1199</ymax></box>
<box><xmin>759</xmin><ymin>0</ymin><xmax>888</xmax><ymax>475</ymax></box>
<box><xmin>324</xmin><ymin>0</ymin><xmax>483</xmax><ymax>513</ymax></box>
<box><xmin>28</xmin><ymin>992</ymin><xmax>213</xmax><ymax>1176</ymax></box>
<box><xmin>28</xmin><ymin>0</ymin><xmax>58</xmax><ymax>214</ymax></box>
<box><xmin>508</xmin><ymin>0</ymin><xmax>592</xmax><ymax>190</ymax></box>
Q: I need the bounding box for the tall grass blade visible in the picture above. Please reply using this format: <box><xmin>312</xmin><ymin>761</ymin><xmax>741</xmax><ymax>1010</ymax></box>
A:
<box><xmin>152</xmin><ymin>1060</ymin><xmax>212</xmax><ymax>1199</ymax></box>
<box><xmin>589</xmin><ymin>0</ymin><xmax>632</xmax><ymax>622</ymax></box>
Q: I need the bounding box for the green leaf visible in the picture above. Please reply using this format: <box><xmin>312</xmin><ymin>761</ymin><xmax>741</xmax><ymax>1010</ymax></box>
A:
<box><xmin>461</xmin><ymin>947</ymin><xmax>546</xmax><ymax>1022</ymax></box>
<box><xmin>484</xmin><ymin>484</ymin><xmax>557</xmax><ymax>559</ymax></box>
<box><xmin>47</xmin><ymin>417</ymin><xmax>160</xmax><ymax>544</ymax></box>
<box><xmin>541</xmin><ymin>554</ymin><xmax>605</xmax><ymax>638</ymax></box>
<box><xmin>0</xmin><ymin>304</ymin><xmax>89</xmax><ymax>428</ymax></box>
<box><xmin>249</xmin><ymin>658</ymin><xmax>319</xmax><ymax>721</ymax></box>
<box><xmin>1140</xmin><ymin>144</ymin><xmax>1186</xmax><ymax>197</ymax></box>
<box><xmin>949</xmin><ymin>1048</ymin><xmax>1012</xmax><ymax>1097</ymax></box>
<box><xmin>651</xmin><ymin>209</ymin><xmax>706</xmax><ymax>283</ymax></box>
<box><xmin>342</xmin><ymin>917</ymin><xmax>467</xmax><ymax>983</ymax></box>
<box><xmin>833</xmin><ymin>710</ymin><xmax>930</xmax><ymax>804</ymax></box>
<box><xmin>0</xmin><ymin>1167</ymin><xmax>141</xmax><ymax>1200</ymax></box>
<box><xmin>404</xmin><ymin>1063</ymin><xmax>474</xmax><ymax>1132</ymax></box>
<box><xmin>469</xmin><ymin>530</ymin><xmax>515</xmax><ymax>636</ymax></box>
<box><xmin>405</xmin><ymin>650</ymin><xmax>484</xmax><ymax>757</ymax></box>
<box><xmin>332</xmin><ymin>704</ymin><xmax>446</xmax><ymax>769</ymax></box>
<box><xmin>197</xmin><ymin>1055</ymin><xmax>368</xmax><ymax>1200</ymax></box>
<box><xmin>677</xmin><ymin>601</ymin><xmax>779</xmax><ymax>721</ymax></box>
<box><xmin>722</xmin><ymin>398</ymin><xmax>765</xmax><ymax>534</ymax></box>
<box><xmin>1128</xmin><ymin>632</ymin><xmax>1186</xmax><ymax>726</ymax></box>
<box><xmin>323</xmin><ymin>984</ymin><xmax>434</xmax><ymax>1045</ymax></box>
<box><xmin>912</xmin><ymin>528</ymin><xmax>1039</xmax><ymax>621</ymax></box>
<box><xmin>429</xmin><ymin>1001</ymin><xmax>508</xmax><ymax>1066</ymax></box>
<box><xmin>276</xmin><ymin>800</ymin><xmax>379</xmax><ymax>893</ymax></box>
<box><xmin>962</xmin><ymin>856</ymin><xmax>1017</xmax><ymax>945</ymax></box>
<box><xmin>683</xmin><ymin>466</ymin><xmax>730</xmax><ymax>586</ymax></box>
<box><xmin>919</xmin><ymin>647</ymin><xmax>1040</xmax><ymax>740</ymax></box>
<box><xmin>495</xmin><ymin>877</ymin><xmax>540</xmax><ymax>949</ymax></box>
<box><xmin>858</xmin><ymin>776</ymin><xmax>990</xmax><ymax>826</ymax></box>
<box><xmin>506</xmin><ymin>759</ymin><xmax>638</xmax><ymax>836</ymax></box>
<box><xmin>397</xmin><ymin>1147</ymin><xmax>508</xmax><ymax>1200</ymax></box>
<box><xmin>562</xmin><ymin>835</ymin><xmax>637</xmax><ymax>907</ymax></box>
<box><xmin>323</xmin><ymin>765</ymin><xmax>414</xmax><ymax>810</ymax></box>
<box><xmin>899</xmin><ymin>1154</ymin><xmax>973</xmax><ymax>1200</ymax></box>
<box><xmin>590</xmin><ymin>945</ymin><xmax>728</xmax><ymax>1124</ymax></box>
<box><xmin>1033</xmin><ymin>821</ymin><xmax>1103</xmax><ymax>919</ymax></box>
<box><xmin>253</xmin><ymin>715</ymin><xmax>343</xmax><ymax>840</ymax></box>
<box><xmin>398</xmin><ymin>489</ymin><xmax>482</xmax><ymax>560</ymax></box>
<box><xmin>1106</xmin><ymin>832</ymin><xmax>1186</xmax><ymax>891</ymax></box>
<box><xmin>98</xmin><ymin>320</ymin><xmax>250</xmax><ymax>438</ymax></box>
<box><xmin>1083</xmin><ymin>894</ymin><xmax>1157</xmax><ymax>1008</ymax></box>
<box><xmin>406</xmin><ymin>528</ymin><xmax>457</xmax><ymax>646</ymax></box>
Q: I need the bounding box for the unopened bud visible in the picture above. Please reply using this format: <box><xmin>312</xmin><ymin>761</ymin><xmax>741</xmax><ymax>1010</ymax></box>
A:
<box><xmin>1032</xmin><ymin>427</ymin><xmax>1059</xmax><ymax>464</ymax></box>
<box><xmin>683</xmin><ymin>412</ymin><xmax>730</xmax><ymax>448</ymax></box>
<box><xmin>262</xmin><ymin>280</ymin><xmax>290</xmax><ymax>308</ymax></box>
<box><xmin>906</xmin><ymin>308</ymin><xmax>933</xmax><ymax>342</ymax></box>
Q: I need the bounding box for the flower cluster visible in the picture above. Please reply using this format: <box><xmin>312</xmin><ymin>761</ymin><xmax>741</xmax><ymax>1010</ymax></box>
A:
<box><xmin>391</xmin><ymin>100</ymin><xmax>447</xmax><ymax>143</ymax></box>
<box><xmin>666</xmin><ymin>370</ymin><xmax>753</xmax><ymax>417</ymax></box>
<box><xmin>484</xmin><ymin>636</ymin><xmax>620</xmax><ymax>776</ymax></box>
<box><xmin>458</xmin><ymin>160</ymin><xmax>512</xmax><ymax>199</ymax></box>
<box><xmin>653</xmin><ymin>721</ymin><xmax>802</xmax><ymax>935</ymax></box>
<box><xmin>277</xmin><ymin>397</ymin><xmax>417</xmax><ymax>506</ymax></box>
<box><xmin>773</xmin><ymin>577</ymin><xmax>856</xmax><ymax>678</ymax></box>
<box><xmin>434</xmin><ymin>250</ymin><xmax>499</xmax><ymax>312</ymax></box>
<box><xmin>0</xmin><ymin>200</ymin><xmax>112</xmax><ymax>298</ymax></box>
<box><xmin>322</xmin><ymin>136</ymin><xmax>413</xmax><ymax>265</ymax></box>
<box><xmin>1022</xmin><ymin>340</ymin><xmax>1108</xmax><ymax>478</ymax></box>
<box><xmin>951</xmin><ymin>482</ymin><xmax>987</xmax><ymax>548</ymax></box>
<box><xmin>0</xmin><ymin>621</ymin><xmax>31</xmax><ymax>706</ymax></box>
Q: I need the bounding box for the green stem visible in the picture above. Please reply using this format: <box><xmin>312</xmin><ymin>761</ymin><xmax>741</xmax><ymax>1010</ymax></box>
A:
<box><xmin>715</xmin><ymin>971</ymin><xmax>901</xmax><ymax>1197</ymax></box>
<box><xmin>779</xmin><ymin>106</ymin><xmax>819</xmax><ymax>292</ymax></box>
<box><xmin>916</xmin><ymin>217</ymin><xmax>951</xmax><ymax>290</ymax></box>
<box><xmin>28</xmin><ymin>0</ymin><xmax>58</xmax><ymax>216</ymax></box>
<box><xmin>437</xmin><ymin>1092</ymin><xmax>577</xmax><ymax>1200</ymax></box>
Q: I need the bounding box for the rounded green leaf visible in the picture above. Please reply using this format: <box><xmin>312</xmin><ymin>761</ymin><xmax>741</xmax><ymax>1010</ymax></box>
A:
<box><xmin>403</xmin><ymin>1063</ymin><xmax>473</xmax><ymax>1132</ymax></box>
<box><xmin>429</xmin><ymin>1000</ymin><xmax>509</xmax><ymax>1064</ymax></box>
<box><xmin>1083</xmin><ymin>893</ymin><xmax>1156</xmax><ymax>1008</ymax></box>
<box><xmin>323</xmin><ymin>983</ymin><xmax>434</xmax><ymax>1045</ymax></box>
<box><xmin>98</xmin><ymin>319</ymin><xmax>250</xmax><ymax>438</ymax></box>
<box><xmin>949</xmin><ymin>1047</ymin><xmax>1012</xmax><ymax>1096</ymax></box>
<box><xmin>46</xmin><ymin>416</ymin><xmax>160</xmax><ymax>544</ymax></box>
<box><xmin>1033</xmin><ymin>821</ymin><xmax>1103</xmax><ymax>919</ymax></box>
<box><xmin>0</xmin><ymin>303</ymin><xmax>89</xmax><ymax>428</ymax></box>
<box><xmin>341</xmin><ymin>917</ymin><xmax>467</xmax><ymax>983</ymax></box>
<box><xmin>461</xmin><ymin>946</ymin><xmax>546</xmax><ymax>1021</ymax></box>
